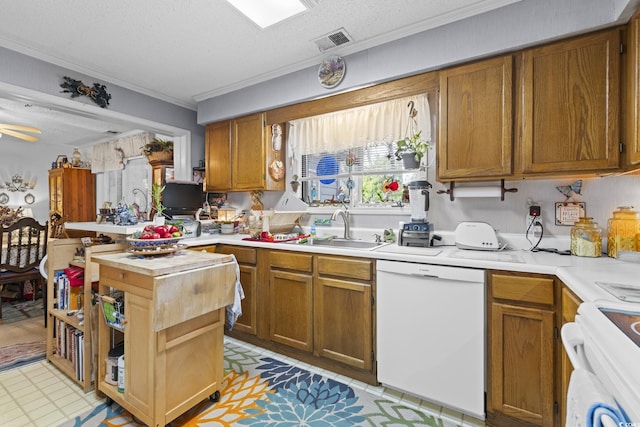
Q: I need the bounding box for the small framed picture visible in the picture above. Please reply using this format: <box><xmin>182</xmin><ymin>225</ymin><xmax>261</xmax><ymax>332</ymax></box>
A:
<box><xmin>555</xmin><ymin>202</ymin><xmax>586</xmax><ymax>226</ymax></box>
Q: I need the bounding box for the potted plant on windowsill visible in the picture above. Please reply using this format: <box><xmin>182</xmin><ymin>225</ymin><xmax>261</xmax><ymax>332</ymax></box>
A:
<box><xmin>142</xmin><ymin>137</ymin><xmax>174</xmax><ymax>162</ymax></box>
<box><xmin>394</xmin><ymin>130</ymin><xmax>430</xmax><ymax>169</ymax></box>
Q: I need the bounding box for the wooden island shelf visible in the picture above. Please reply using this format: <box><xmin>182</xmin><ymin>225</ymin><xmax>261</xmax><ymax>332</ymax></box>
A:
<box><xmin>92</xmin><ymin>250</ymin><xmax>236</xmax><ymax>427</ymax></box>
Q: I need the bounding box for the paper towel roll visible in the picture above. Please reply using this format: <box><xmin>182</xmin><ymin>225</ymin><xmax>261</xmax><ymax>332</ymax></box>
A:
<box><xmin>454</xmin><ymin>186</ymin><xmax>502</xmax><ymax>198</ymax></box>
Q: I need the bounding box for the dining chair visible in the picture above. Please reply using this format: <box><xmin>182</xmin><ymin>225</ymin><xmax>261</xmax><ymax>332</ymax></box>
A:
<box><xmin>0</xmin><ymin>217</ymin><xmax>48</xmax><ymax>321</ymax></box>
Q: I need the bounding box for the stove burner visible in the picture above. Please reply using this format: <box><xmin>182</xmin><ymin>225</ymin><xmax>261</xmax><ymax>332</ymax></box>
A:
<box><xmin>600</xmin><ymin>308</ymin><xmax>640</xmax><ymax>347</ymax></box>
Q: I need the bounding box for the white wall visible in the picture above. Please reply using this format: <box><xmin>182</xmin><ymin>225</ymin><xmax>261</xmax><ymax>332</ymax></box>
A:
<box><xmin>0</xmin><ymin>138</ymin><xmax>64</xmax><ymax>222</ymax></box>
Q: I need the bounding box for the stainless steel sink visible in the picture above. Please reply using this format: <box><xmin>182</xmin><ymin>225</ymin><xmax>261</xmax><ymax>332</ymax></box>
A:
<box><xmin>309</xmin><ymin>238</ymin><xmax>385</xmax><ymax>250</ymax></box>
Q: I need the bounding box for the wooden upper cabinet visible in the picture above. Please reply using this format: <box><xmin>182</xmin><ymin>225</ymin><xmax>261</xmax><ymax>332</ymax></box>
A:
<box><xmin>438</xmin><ymin>55</ymin><xmax>514</xmax><ymax>181</ymax></box>
<box><xmin>205</xmin><ymin>113</ymin><xmax>285</xmax><ymax>191</ymax></box>
<box><xmin>520</xmin><ymin>28</ymin><xmax>621</xmax><ymax>174</ymax></box>
<box><xmin>205</xmin><ymin>121</ymin><xmax>232</xmax><ymax>191</ymax></box>
<box><xmin>232</xmin><ymin>113</ymin><xmax>266</xmax><ymax>190</ymax></box>
<box><xmin>624</xmin><ymin>11</ymin><xmax>640</xmax><ymax>167</ymax></box>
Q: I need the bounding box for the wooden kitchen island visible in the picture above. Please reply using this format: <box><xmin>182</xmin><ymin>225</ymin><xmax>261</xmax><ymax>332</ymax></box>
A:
<box><xmin>92</xmin><ymin>250</ymin><xmax>236</xmax><ymax>427</ymax></box>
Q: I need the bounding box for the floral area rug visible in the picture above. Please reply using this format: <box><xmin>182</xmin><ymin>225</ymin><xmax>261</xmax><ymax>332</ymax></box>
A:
<box><xmin>61</xmin><ymin>339</ymin><xmax>453</xmax><ymax>427</ymax></box>
<box><xmin>0</xmin><ymin>341</ymin><xmax>46</xmax><ymax>372</ymax></box>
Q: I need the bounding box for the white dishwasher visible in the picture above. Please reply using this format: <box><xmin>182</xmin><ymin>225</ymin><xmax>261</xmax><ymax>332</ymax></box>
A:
<box><xmin>376</xmin><ymin>260</ymin><xmax>486</xmax><ymax>419</ymax></box>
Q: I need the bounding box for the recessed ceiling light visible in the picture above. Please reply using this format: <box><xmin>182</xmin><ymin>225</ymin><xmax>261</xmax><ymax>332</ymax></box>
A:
<box><xmin>226</xmin><ymin>0</ymin><xmax>308</xmax><ymax>28</ymax></box>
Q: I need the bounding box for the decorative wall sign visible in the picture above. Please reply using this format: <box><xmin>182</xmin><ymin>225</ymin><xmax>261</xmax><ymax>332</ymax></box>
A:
<box><xmin>60</xmin><ymin>76</ymin><xmax>112</xmax><ymax>108</ymax></box>
<box><xmin>318</xmin><ymin>55</ymin><xmax>346</xmax><ymax>89</ymax></box>
<box><xmin>555</xmin><ymin>202</ymin><xmax>586</xmax><ymax>226</ymax></box>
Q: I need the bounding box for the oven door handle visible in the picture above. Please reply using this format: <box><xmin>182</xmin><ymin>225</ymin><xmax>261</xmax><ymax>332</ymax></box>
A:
<box><xmin>561</xmin><ymin>322</ymin><xmax>588</xmax><ymax>370</ymax></box>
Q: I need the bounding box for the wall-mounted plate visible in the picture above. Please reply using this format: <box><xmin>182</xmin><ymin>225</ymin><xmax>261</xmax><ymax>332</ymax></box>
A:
<box><xmin>0</xmin><ymin>193</ymin><xmax>8</xmax><ymax>205</ymax></box>
<box><xmin>318</xmin><ymin>55</ymin><xmax>346</xmax><ymax>89</ymax></box>
<box><xmin>24</xmin><ymin>193</ymin><xmax>35</xmax><ymax>204</ymax></box>
<box><xmin>555</xmin><ymin>202</ymin><xmax>586</xmax><ymax>225</ymax></box>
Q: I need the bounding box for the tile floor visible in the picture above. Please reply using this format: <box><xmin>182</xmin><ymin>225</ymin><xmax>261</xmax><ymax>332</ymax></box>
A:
<box><xmin>0</xmin><ymin>336</ymin><xmax>487</xmax><ymax>427</ymax></box>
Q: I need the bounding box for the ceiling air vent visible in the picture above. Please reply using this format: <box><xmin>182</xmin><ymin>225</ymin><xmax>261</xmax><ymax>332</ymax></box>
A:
<box><xmin>312</xmin><ymin>28</ymin><xmax>353</xmax><ymax>52</ymax></box>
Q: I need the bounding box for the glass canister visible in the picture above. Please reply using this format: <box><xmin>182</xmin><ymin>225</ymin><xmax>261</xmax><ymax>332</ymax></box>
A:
<box><xmin>607</xmin><ymin>206</ymin><xmax>640</xmax><ymax>258</ymax></box>
<box><xmin>570</xmin><ymin>217</ymin><xmax>602</xmax><ymax>257</ymax></box>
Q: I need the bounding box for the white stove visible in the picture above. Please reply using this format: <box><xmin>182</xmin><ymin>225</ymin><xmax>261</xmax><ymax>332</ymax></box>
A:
<box><xmin>562</xmin><ymin>300</ymin><xmax>640</xmax><ymax>425</ymax></box>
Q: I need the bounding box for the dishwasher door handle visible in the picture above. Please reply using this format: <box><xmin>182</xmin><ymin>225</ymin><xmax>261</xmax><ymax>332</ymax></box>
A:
<box><xmin>410</xmin><ymin>272</ymin><xmax>440</xmax><ymax>279</ymax></box>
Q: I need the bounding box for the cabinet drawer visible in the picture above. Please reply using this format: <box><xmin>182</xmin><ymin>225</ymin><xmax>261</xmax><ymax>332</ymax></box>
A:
<box><xmin>216</xmin><ymin>245</ymin><xmax>257</xmax><ymax>265</ymax></box>
<box><xmin>491</xmin><ymin>273</ymin><xmax>554</xmax><ymax>306</ymax></box>
<box><xmin>317</xmin><ymin>256</ymin><xmax>373</xmax><ymax>281</ymax></box>
<box><xmin>270</xmin><ymin>252</ymin><xmax>313</xmax><ymax>272</ymax></box>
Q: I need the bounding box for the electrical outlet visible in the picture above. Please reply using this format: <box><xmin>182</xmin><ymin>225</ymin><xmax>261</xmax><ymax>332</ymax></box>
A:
<box><xmin>526</xmin><ymin>203</ymin><xmax>542</xmax><ymax>236</ymax></box>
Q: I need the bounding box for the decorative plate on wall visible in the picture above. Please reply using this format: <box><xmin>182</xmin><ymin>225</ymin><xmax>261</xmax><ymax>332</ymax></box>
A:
<box><xmin>318</xmin><ymin>55</ymin><xmax>346</xmax><ymax>89</ymax></box>
<box><xmin>24</xmin><ymin>193</ymin><xmax>35</xmax><ymax>204</ymax></box>
<box><xmin>0</xmin><ymin>193</ymin><xmax>8</xmax><ymax>205</ymax></box>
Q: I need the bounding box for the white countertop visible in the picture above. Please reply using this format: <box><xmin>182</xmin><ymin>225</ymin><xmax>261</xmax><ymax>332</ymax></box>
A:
<box><xmin>65</xmin><ymin>221</ymin><xmax>151</xmax><ymax>235</ymax></box>
<box><xmin>182</xmin><ymin>232</ymin><xmax>639</xmax><ymax>307</ymax></box>
<box><xmin>64</xmin><ymin>222</ymin><xmax>640</xmax><ymax>307</ymax></box>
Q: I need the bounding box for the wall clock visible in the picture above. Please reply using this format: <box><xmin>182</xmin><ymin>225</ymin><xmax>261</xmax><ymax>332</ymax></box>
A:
<box><xmin>318</xmin><ymin>55</ymin><xmax>346</xmax><ymax>89</ymax></box>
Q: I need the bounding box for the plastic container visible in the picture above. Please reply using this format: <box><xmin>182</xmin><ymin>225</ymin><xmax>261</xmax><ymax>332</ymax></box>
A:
<box><xmin>607</xmin><ymin>206</ymin><xmax>640</xmax><ymax>258</ymax></box>
<box><xmin>570</xmin><ymin>217</ymin><xmax>602</xmax><ymax>257</ymax></box>
<box><xmin>117</xmin><ymin>355</ymin><xmax>125</xmax><ymax>392</ymax></box>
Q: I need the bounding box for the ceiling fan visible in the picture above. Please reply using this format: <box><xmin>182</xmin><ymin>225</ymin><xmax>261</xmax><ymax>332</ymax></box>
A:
<box><xmin>0</xmin><ymin>123</ymin><xmax>41</xmax><ymax>142</ymax></box>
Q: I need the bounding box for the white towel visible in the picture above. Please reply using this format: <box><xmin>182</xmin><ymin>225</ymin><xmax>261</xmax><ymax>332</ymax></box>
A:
<box><xmin>565</xmin><ymin>368</ymin><xmax>630</xmax><ymax>427</ymax></box>
<box><xmin>225</xmin><ymin>255</ymin><xmax>245</xmax><ymax>330</ymax></box>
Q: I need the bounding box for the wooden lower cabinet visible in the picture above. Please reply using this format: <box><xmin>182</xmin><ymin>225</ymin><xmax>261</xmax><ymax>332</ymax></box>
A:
<box><xmin>315</xmin><ymin>255</ymin><xmax>373</xmax><ymax>371</ymax></box>
<box><xmin>487</xmin><ymin>270</ymin><xmax>559</xmax><ymax>427</ymax></box>
<box><xmin>559</xmin><ymin>285</ymin><xmax>582</xmax><ymax>426</ymax></box>
<box><xmin>214</xmin><ymin>245</ymin><xmax>376</xmax><ymax>385</ymax></box>
<box><xmin>213</xmin><ymin>245</ymin><xmax>258</xmax><ymax>335</ymax></box>
<box><xmin>269</xmin><ymin>268</ymin><xmax>313</xmax><ymax>350</ymax></box>
<box><xmin>268</xmin><ymin>251</ymin><xmax>314</xmax><ymax>350</ymax></box>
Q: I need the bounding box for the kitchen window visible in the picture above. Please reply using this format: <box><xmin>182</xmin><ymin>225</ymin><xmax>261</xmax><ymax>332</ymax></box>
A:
<box><xmin>289</xmin><ymin>93</ymin><xmax>432</xmax><ymax>207</ymax></box>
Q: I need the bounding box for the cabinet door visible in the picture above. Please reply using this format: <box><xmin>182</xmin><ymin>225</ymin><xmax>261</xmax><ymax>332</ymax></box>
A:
<box><xmin>521</xmin><ymin>29</ymin><xmax>620</xmax><ymax>174</ymax></box>
<box><xmin>314</xmin><ymin>276</ymin><xmax>372</xmax><ymax>371</ymax></box>
<box><xmin>269</xmin><ymin>269</ymin><xmax>313</xmax><ymax>351</ymax></box>
<box><xmin>560</xmin><ymin>286</ymin><xmax>582</xmax><ymax>426</ymax></box>
<box><xmin>209</xmin><ymin>244</ymin><xmax>258</xmax><ymax>335</ymax></box>
<box><xmin>48</xmin><ymin>170</ymin><xmax>63</xmax><ymax>215</ymax></box>
<box><xmin>205</xmin><ymin>121</ymin><xmax>232</xmax><ymax>191</ymax></box>
<box><xmin>438</xmin><ymin>55</ymin><xmax>513</xmax><ymax>180</ymax></box>
<box><xmin>232</xmin><ymin>113</ymin><xmax>265</xmax><ymax>190</ymax></box>
<box><xmin>624</xmin><ymin>12</ymin><xmax>640</xmax><ymax>167</ymax></box>
<box><xmin>231</xmin><ymin>264</ymin><xmax>257</xmax><ymax>335</ymax></box>
<box><xmin>489</xmin><ymin>302</ymin><xmax>555</xmax><ymax>427</ymax></box>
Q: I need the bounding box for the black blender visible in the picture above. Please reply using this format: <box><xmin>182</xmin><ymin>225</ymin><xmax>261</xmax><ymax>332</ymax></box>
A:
<box><xmin>399</xmin><ymin>180</ymin><xmax>434</xmax><ymax>246</ymax></box>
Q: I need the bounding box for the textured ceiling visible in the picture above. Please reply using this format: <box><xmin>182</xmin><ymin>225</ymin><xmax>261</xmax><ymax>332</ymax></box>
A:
<box><xmin>0</xmin><ymin>0</ymin><xmax>522</xmax><ymax>109</ymax></box>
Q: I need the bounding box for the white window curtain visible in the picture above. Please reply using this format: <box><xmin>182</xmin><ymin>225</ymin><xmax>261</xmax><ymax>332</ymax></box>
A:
<box><xmin>288</xmin><ymin>94</ymin><xmax>430</xmax><ymax>156</ymax></box>
<box><xmin>91</xmin><ymin>132</ymin><xmax>154</xmax><ymax>173</ymax></box>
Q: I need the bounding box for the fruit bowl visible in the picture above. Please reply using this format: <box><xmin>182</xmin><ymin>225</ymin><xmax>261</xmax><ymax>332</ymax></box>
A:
<box><xmin>126</xmin><ymin>236</ymin><xmax>184</xmax><ymax>247</ymax></box>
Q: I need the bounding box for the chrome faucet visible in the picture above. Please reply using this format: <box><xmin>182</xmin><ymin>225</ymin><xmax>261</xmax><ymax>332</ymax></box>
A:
<box><xmin>331</xmin><ymin>207</ymin><xmax>352</xmax><ymax>240</ymax></box>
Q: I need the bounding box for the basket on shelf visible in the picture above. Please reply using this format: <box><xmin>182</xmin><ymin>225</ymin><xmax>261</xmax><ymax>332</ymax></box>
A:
<box><xmin>98</xmin><ymin>291</ymin><xmax>125</xmax><ymax>331</ymax></box>
<box><xmin>146</xmin><ymin>151</ymin><xmax>173</xmax><ymax>162</ymax></box>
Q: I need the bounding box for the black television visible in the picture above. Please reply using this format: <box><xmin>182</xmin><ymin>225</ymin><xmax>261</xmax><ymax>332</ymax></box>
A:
<box><xmin>161</xmin><ymin>182</ymin><xmax>203</xmax><ymax>217</ymax></box>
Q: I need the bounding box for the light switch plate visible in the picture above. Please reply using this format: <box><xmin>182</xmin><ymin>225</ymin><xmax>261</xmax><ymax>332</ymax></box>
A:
<box><xmin>555</xmin><ymin>202</ymin><xmax>586</xmax><ymax>226</ymax></box>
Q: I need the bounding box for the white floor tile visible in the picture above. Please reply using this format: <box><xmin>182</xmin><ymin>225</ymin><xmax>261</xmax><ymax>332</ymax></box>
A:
<box><xmin>0</xmin><ymin>343</ymin><xmax>479</xmax><ymax>426</ymax></box>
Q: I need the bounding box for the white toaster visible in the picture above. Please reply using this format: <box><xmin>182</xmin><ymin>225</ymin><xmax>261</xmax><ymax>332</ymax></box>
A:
<box><xmin>454</xmin><ymin>221</ymin><xmax>501</xmax><ymax>251</ymax></box>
